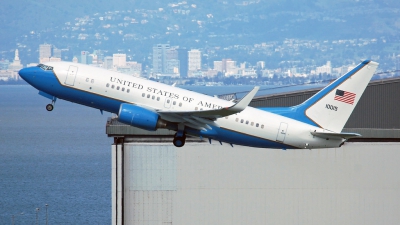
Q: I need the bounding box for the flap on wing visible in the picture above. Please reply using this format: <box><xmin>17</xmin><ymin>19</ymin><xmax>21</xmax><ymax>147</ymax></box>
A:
<box><xmin>311</xmin><ymin>131</ymin><xmax>361</xmax><ymax>140</ymax></box>
<box><xmin>158</xmin><ymin>86</ymin><xmax>259</xmax><ymax>119</ymax></box>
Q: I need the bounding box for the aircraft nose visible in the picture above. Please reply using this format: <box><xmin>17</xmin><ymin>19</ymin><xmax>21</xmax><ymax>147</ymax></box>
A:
<box><xmin>18</xmin><ymin>67</ymin><xmax>31</xmax><ymax>80</ymax></box>
<box><xmin>18</xmin><ymin>67</ymin><xmax>38</xmax><ymax>84</ymax></box>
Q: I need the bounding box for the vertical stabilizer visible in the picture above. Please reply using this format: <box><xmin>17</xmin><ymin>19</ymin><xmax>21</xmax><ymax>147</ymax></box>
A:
<box><xmin>301</xmin><ymin>60</ymin><xmax>379</xmax><ymax>132</ymax></box>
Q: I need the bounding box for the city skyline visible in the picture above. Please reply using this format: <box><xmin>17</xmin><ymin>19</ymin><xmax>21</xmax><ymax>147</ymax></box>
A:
<box><xmin>2</xmin><ymin>41</ymin><xmax>399</xmax><ymax>86</ymax></box>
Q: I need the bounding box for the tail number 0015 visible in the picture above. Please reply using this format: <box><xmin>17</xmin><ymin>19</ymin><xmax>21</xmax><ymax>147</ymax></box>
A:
<box><xmin>325</xmin><ymin>104</ymin><xmax>338</xmax><ymax>111</ymax></box>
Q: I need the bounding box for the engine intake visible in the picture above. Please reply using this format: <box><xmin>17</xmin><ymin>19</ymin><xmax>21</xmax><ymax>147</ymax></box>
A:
<box><xmin>117</xmin><ymin>103</ymin><xmax>166</xmax><ymax>131</ymax></box>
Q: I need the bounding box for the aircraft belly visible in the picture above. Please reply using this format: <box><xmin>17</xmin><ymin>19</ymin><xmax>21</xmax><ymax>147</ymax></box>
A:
<box><xmin>198</xmin><ymin>126</ymin><xmax>294</xmax><ymax>149</ymax></box>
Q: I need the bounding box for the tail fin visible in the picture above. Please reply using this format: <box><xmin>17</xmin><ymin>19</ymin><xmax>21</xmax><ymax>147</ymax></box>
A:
<box><xmin>299</xmin><ymin>60</ymin><xmax>379</xmax><ymax>132</ymax></box>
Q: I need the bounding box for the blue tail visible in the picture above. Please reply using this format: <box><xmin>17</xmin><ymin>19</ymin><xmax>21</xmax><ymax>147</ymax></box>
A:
<box><xmin>259</xmin><ymin>60</ymin><xmax>379</xmax><ymax>132</ymax></box>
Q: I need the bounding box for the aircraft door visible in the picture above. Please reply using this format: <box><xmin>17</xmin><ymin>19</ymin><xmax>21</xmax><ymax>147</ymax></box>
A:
<box><xmin>164</xmin><ymin>97</ymin><xmax>172</xmax><ymax>108</ymax></box>
<box><xmin>65</xmin><ymin>65</ymin><xmax>78</xmax><ymax>86</ymax></box>
<box><xmin>276</xmin><ymin>122</ymin><xmax>288</xmax><ymax>142</ymax></box>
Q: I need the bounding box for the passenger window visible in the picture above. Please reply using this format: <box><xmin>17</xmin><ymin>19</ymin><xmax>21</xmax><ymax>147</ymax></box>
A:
<box><xmin>240</xmin><ymin>119</ymin><xmax>244</xmax><ymax>123</ymax></box>
<box><xmin>127</xmin><ymin>89</ymin><xmax>130</xmax><ymax>93</ymax></box>
<box><xmin>173</xmin><ymin>101</ymin><xmax>176</xmax><ymax>105</ymax></box>
<box><xmin>256</xmin><ymin>123</ymin><xmax>259</xmax><ymax>127</ymax></box>
<box><xmin>195</xmin><ymin>107</ymin><xmax>198</xmax><ymax>110</ymax></box>
<box><xmin>111</xmin><ymin>85</ymin><xmax>115</xmax><ymax>89</ymax></box>
<box><xmin>251</xmin><ymin>122</ymin><xmax>254</xmax><ymax>126</ymax></box>
<box><xmin>235</xmin><ymin>118</ymin><xmax>239</xmax><ymax>122</ymax></box>
<box><xmin>261</xmin><ymin>125</ymin><xmax>264</xmax><ymax>129</ymax></box>
<box><xmin>106</xmin><ymin>83</ymin><xmax>110</xmax><ymax>87</ymax></box>
<box><xmin>86</xmin><ymin>78</ymin><xmax>89</xmax><ymax>82</ymax></box>
<box><xmin>116</xmin><ymin>86</ymin><xmax>120</xmax><ymax>90</ymax></box>
<box><xmin>157</xmin><ymin>97</ymin><xmax>160</xmax><ymax>101</ymax></box>
<box><xmin>91</xmin><ymin>79</ymin><xmax>94</xmax><ymax>83</ymax></box>
<box><xmin>142</xmin><ymin>93</ymin><xmax>145</xmax><ymax>97</ymax></box>
<box><xmin>246</xmin><ymin>121</ymin><xmax>249</xmax><ymax>125</ymax></box>
<box><xmin>121</xmin><ymin>87</ymin><xmax>125</xmax><ymax>92</ymax></box>
<box><xmin>147</xmin><ymin>94</ymin><xmax>150</xmax><ymax>98</ymax></box>
<box><xmin>179</xmin><ymin>103</ymin><xmax>182</xmax><ymax>107</ymax></box>
<box><xmin>152</xmin><ymin>96</ymin><xmax>155</xmax><ymax>100</ymax></box>
<box><xmin>167</xmin><ymin>99</ymin><xmax>170</xmax><ymax>103</ymax></box>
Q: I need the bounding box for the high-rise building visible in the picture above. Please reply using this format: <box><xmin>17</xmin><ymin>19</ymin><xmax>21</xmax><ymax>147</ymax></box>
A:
<box><xmin>165</xmin><ymin>59</ymin><xmax>180</xmax><ymax>74</ymax></box>
<box><xmin>177</xmin><ymin>48</ymin><xmax>188</xmax><ymax>77</ymax></box>
<box><xmin>165</xmin><ymin>48</ymin><xmax>179</xmax><ymax>75</ymax></box>
<box><xmin>103</xmin><ymin>56</ymin><xmax>113</xmax><ymax>70</ymax></box>
<box><xmin>80</xmin><ymin>51</ymin><xmax>92</xmax><ymax>64</ymax></box>
<box><xmin>188</xmin><ymin>49</ymin><xmax>201</xmax><ymax>72</ymax></box>
<box><xmin>94</xmin><ymin>50</ymin><xmax>105</xmax><ymax>64</ymax></box>
<box><xmin>39</xmin><ymin>44</ymin><xmax>52</xmax><ymax>59</ymax></box>
<box><xmin>152</xmin><ymin>44</ymin><xmax>181</xmax><ymax>76</ymax></box>
<box><xmin>90</xmin><ymin>53</ymin><xmax>98</xmax><ymax>65</ymax></box>
<box><xmin>214</xmin><ymin>61</ymin><xmax>222</xmax><ymax>72</ymax></box>
<box><xmin>53</xmin><ymin>48</ymin><xmax>62</xmax><ymax>58</ymax></box>
<box><xmin>113</xmin><ymin>54</ymin><xmax>126</xmax><ymax>69</ymax></box>
<box><xmin>39</xmin><ymin>44</ymin><xmax>54</xmax><ymax>63</ymax></box>
<box><xmin>214</xmin><ymin>59</ymin><xmax>237</xmax><ymax>76</ymax></box>
<box><xmin>222</xmin><ymin>58</ymin><xmax>232</xmax><ymax>72</ymax></box>
<box><xmin>225</xmin><ymin>60</ymin><xmax>237</xmax><ymax>76</ymax></box>
<box><xmin>153</xmin><ymin>44</ymin><xmax>170</xmax><ymax>74</ymax></box>
<box><xmin>126</xmin><ymin>61</ymin><xmax>142</xmax><ymax>77</ymax></box>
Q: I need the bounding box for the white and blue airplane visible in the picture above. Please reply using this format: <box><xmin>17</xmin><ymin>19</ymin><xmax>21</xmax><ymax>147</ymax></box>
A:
<box><xmin>19</xmin><ymin>60</ymin><xmax>378</xmax><ymax>149</ymax></box>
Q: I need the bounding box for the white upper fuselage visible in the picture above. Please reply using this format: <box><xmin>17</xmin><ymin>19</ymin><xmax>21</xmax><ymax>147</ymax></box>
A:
<box><xmin>23</xmin><ymin>62</ymin><xmax>345</xmax><ymax>149</ymax></box>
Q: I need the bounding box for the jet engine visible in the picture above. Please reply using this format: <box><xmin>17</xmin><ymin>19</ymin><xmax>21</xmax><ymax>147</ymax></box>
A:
<box><xmin>117</xmin><ymin>103</ymin><xmax>167</xmax><ymax>131</ymax></box>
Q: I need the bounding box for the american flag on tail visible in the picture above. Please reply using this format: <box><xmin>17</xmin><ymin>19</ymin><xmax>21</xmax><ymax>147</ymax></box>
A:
<box><xmin>334</xmin><ymin>89</ymin><xmax>356</xmax><ymax>105</ymax></box>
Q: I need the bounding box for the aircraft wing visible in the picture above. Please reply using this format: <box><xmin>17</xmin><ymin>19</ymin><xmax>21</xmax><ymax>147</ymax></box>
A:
<box><xmin>156</xmin><ymin>86</ymin><xmax>259</xmax><ymax>130</ymax></box>
<box><xmin>311</xmin><ymin>131</ymin><xmax>361</xmax><ymax>140</ymax></box>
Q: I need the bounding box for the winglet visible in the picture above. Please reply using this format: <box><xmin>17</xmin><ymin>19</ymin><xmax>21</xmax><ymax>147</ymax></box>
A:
<box><xmin>226</xmin><ymin>86</ymin><xmax>259</xmax><ymax>113</ymax></box>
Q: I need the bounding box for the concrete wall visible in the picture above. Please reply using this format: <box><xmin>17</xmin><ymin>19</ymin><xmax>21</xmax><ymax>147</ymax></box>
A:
<box><xmin>117</xmin><ymin>142</ymin><xmax>400</xmax><ymax>225</ymax></box>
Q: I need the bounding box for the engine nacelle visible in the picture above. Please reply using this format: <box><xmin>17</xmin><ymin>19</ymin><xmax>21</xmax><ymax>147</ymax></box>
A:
<box><xmin>118</xmin><ymin>103</ymin><xmax>166</xmax><ymax>131</ymax></box>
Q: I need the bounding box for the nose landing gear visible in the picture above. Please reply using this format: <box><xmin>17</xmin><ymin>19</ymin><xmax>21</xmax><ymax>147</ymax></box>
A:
<box><xmin>46</xmin><ymin>97</ymin><xmax>57</xmax><ymax>111</ymax></box>
<box><xmin>46</xmin><ymin>104</ymin><xmax>54</xmax><ymax>111</ymax></box>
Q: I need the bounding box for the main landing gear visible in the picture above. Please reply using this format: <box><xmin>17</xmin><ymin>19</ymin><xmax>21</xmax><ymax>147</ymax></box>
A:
<box><xmin>173</xmin><ymin>123</ymin><xmax>186</xmax><ymax>147</ymax></box>
<box><xmin>173</xmin><ymin>133</ymin><xmax>186</xmax><ymax>147</ymax></box>
<box><xmin>46</xmin><ymin>97</ymin><xmax>57</xmax><ymax>111</ymax></box>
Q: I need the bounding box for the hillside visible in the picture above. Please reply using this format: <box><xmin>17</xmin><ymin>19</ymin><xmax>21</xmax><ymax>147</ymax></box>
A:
<box><xmin>1</xmin><ymin>0</ymin><xmax>400</xmax><ymax>63</ymax></box>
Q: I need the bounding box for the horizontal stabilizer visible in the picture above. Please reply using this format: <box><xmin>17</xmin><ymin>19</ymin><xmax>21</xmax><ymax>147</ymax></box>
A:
<box><xmin>311</xmin><ymin>131</ymin><xmax>361</xmax><ymax>140</ymax></box>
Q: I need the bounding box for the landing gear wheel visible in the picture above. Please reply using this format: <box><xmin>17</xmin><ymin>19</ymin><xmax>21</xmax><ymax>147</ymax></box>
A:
<box><xmin>173</xmin><ymin>137</ymin><xmax>185</xmax><ymax>147</ymax></box>
<box><xmin>46</xmin><ymin>104</ymin><xmax>54</xmax><ymax>111</ymax></box>
<box><xmin>173</xmin><ymin>135</ymin><xmax>186</xmax><ymax>147</ymax></box>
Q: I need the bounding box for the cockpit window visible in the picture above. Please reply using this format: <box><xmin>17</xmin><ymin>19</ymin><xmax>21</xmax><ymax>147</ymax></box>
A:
<box><xmin>37</xmin><ymin>64</ymin><xmax>54</xmax><ymax>71</ymax></box>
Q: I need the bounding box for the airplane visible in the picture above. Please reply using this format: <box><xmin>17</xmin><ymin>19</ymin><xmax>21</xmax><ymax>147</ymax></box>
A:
<box><xmin>18</xmin><ymin>60</ymin><xmax>378</xmax><ymax>149</ymax></box>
